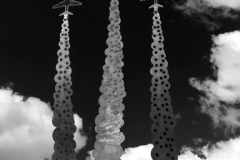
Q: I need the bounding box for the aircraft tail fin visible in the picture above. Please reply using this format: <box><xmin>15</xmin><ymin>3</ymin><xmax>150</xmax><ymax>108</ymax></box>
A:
<box><xmin>59</xmin><ymin>11</ymin><xmax>73</xmax><ymax>16</ymax></box>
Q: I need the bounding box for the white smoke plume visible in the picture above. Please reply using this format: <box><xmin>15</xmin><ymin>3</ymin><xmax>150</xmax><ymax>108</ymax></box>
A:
<box><xmin>85</xmin><ymin>30</ymin><xmax>240</xmax><ymax>159</ymax></box>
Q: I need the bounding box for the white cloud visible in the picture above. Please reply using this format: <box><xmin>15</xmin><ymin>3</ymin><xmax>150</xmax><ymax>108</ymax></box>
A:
<box><xmin>195</xmin><ymin>136</ymin><xmax>240</xmax><ymax>160</ymax></box>
<box><xmin>86</xmin><ymin>138</ymin><xmax>240</xmax><ymax>160</ymax></box>
<box><xmin>175</xmin><ymin>113</ymin><xmax>182</xmax><ymax>120</ymax></box>
<box><xmin>192</xmin><ymin>138</ymin><xmax>209</xmax><ymax>145</ymax></box>
<box><xmin>120</xmin><ymin>144</ymin><xmax>153</xmax><ymax>160</ymax></box>
<box><xmin>179</xmin><ymin>137</ymin><xmax>240</xmax><ymax>160</ymax></box>
<box><xmin>189</xmin><ymin>31</ymin><xmax>240</xmax><ymax>137</ymax></box>
<box><xmin>205</xmin><ymin>0</ymin><xmax>240</xmax><ymax>8</ymax></box>
<box><xmin>174</xmin><ymin>113</ymin><xmax>182</xmax><ymax>125</ymax></box>
<box><xmin>0</xmin><ymin>88</ymin><xmax>87</xmax><ymax>160</ymax></box>
<box><xmin>173</xmin><ymin>0</ymin><xmax>239</xmax><ymax>30</ymax></box>
<box><xmin>86</xmin><ymin>144</ymin><xmax>153</xmax><ymax>160</ymax></box>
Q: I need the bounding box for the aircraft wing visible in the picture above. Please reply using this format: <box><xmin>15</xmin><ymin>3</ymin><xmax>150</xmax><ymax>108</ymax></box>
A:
<box><xmin>149</xmin><ymin>3</ymin><xmax>163</xmax><ymax>9</ymax></box>
<box><xmin>68</xmin><ymin>0</ymin><xmax>82</xmax><ymax>7</ymax></box>
<box><xmin>52</xmin><ymin>0</ymin><xmax>82</xmax><ymax>9</ymax></box>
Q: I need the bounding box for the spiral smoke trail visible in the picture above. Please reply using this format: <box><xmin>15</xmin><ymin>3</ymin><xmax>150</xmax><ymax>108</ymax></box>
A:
<box><xmin>92</xmin><ymin>0</ymin><xmax>125</xmax><ymax>160</ymax></box>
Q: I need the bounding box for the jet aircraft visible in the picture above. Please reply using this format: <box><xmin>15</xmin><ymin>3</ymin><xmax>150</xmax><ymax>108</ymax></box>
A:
<box><xmin>52</xmin><ymin>0</ymin><xmax>82</xmax><ymax>16</ymax></box>
<box><xmin>140</xmin><ymin>0</ymin><xmax>163</xmax><ymax>9</ymax></box>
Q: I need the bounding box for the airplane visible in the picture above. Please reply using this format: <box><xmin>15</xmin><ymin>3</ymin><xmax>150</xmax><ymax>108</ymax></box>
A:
<box><xmin>140</xmin><ymin>0</ymin><xmax>163</xmax><ymax>9</ymax></box>
<box><xmin>52</xmin><ymin>0</ymin><xmax>82</xmax><ymax>16</ymax></box>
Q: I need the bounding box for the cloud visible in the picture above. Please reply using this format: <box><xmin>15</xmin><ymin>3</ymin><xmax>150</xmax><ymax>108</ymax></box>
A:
<box><xmin>174</xmin><ymin>113</ymin><xmax>182</xmax><ymax>125</ymax></box>
<box><xmin>120</xmin><ymin>144</ymin><xmax>153</xmax><ymax>160</ymax></box>
<box><xmin>173</xmin><ymin>0</ymin><xmax>239</xmax><ymax>31</ymax></box>
<box><xmin>206</xmin><ymin>0</ymin><xmax>240</xmax><ymax>8</ymax></box>
<box><xmin>86</xmin><ymin>144</ymin><xmax>154</xmax><ymax>160</ymax></box>
<box><xmin>175</xmin><ymin>113</ymin><xmax>182</xmax><ymax>120</ymax></box>
<box><xmin>189</xmin><ymin>31</ymin><xmax>240</xmax><ymax>137</ymax></box>
<box><xmin>180</xmin><ymin>136</ymin><xmax>240</xmax><ymax>160</ymax></box>
<box><xmin>85</xmin><ymin>139</ymin><xmax>240</xmax><ymax>160</ymax></box>
<box><xmin>192</xmin><ymin>138</ymin><xmax>209</xmax><ymax>145</ymax></box>
<box><xmin>0</xmin><ymin>88</ymin><xmax>87</xmax><ymax>160</ymax></box>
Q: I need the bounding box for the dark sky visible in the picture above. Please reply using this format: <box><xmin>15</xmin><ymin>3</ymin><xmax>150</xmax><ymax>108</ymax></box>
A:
<box><xmin>1</xmin><ymin>0</ymin><xmax>240</xmax><ymax>160</ymax></box>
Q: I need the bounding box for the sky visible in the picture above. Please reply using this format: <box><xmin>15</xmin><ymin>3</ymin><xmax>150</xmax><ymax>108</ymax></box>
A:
<box><xmin>0</xmin><ymin>0</ymin><xmax>240</xmax><ymax>160</ymax></box>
